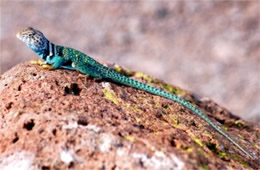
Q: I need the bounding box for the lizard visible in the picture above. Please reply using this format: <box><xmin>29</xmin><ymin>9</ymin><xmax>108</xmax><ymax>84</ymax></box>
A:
<box><xmin>16</xmin><ymin>27</ymin><xmax>254</xmax><ymax>159</ymax></box>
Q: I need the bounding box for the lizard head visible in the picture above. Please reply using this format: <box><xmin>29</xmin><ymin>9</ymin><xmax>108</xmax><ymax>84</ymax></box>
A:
<box><xmin>16</xmin><ymin>27</ymin><xmax>48</xmax><ymax>53</ymax></box>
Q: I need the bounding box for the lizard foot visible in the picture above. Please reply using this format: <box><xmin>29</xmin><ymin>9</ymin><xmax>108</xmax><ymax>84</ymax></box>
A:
<box><xmin>78</xmin><ymin>74</ymin><xmax>91</xmax><ymax>84</ymax></box>
<box><xmin>78</xmin><ymin>74</ymin><xmax>102</xmax><ymax>82</ymax></box>
<box><xmin>30</xmin><ymin>59</ymin><xmax>46</xmax><ymax>65</ymax></box>
<box><xmin>41</xmin><ymin>64</ymin><xmax>54</xmax><ymax>70</ymax></box>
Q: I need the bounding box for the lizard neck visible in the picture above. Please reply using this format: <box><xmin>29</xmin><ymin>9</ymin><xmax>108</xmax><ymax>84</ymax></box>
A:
<box><xmin>35</xmin><ymin>41</ymin><xmax>56</xmax><ymax>61</ymax></box>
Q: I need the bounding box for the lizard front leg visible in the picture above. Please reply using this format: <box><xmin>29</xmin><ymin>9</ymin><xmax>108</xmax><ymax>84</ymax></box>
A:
<box><xmin>30</xmin><ymin>59</ymin><xmax>54</xmax><ymax>69</ymax></box>
<box><xmin>32</xmin><ymin>56</ymin><xmax>65</xmax><ymax>70</ymax></box>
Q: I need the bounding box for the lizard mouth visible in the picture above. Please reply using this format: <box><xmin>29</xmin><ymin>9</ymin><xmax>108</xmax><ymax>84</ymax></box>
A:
<box><xmin>16</xmin><ymin>32</ymin><xmax>28</xmax><ymax>43</ymax></box>
<box><xmin>16</xmin><ymin>31</ymin><xmax>37</xmax><ymax>47</ymax></box>
<box><xmin>16</xmin><ymin>32</ymin><xmax>22</xmax><ymax>40</ymax></box>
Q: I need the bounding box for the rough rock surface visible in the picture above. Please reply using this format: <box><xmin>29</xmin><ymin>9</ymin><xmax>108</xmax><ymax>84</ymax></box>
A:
<box><xmin>0</xmin><ymin>62</ymin><xmax>259</xmax><ymax>170</ymax></box>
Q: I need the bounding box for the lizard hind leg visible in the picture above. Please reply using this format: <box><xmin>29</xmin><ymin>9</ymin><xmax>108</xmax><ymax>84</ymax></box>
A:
<box><xmin>89</xmin><ymin>73</ymin><xmax>103</xmax><ymax>82</ymax></box>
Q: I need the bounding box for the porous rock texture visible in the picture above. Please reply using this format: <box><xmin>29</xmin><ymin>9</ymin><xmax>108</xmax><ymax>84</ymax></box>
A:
<box><xmin>0</xmin><ymin>62</ymin><xmax>259</xmax><ymax>170</ymax></box>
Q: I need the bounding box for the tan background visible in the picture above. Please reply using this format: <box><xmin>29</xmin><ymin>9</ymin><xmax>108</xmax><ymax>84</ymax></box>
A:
<box><xmin>1</xmin><ymin>1</ymin><xmax>259</xmax><ymax>122</ymax></box>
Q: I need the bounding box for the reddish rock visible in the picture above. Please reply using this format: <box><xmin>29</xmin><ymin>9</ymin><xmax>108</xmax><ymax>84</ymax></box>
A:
<box><xmin>0</xmin><ymin>62</ymin><xmax>259</xmax><ymax>169</ymax></box>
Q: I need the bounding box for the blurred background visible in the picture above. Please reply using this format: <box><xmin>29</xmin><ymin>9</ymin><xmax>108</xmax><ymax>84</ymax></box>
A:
<box><xmin>1</xmin><ymin>1</ymin><xmax>259</xmax><ymax>122</ymax></box>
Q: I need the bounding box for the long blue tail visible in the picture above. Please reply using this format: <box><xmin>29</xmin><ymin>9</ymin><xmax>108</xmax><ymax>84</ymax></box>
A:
<box><xmin>101</xmin><ymin>67</ymin><xmax>254</xmax><ymax>159</ymax></box>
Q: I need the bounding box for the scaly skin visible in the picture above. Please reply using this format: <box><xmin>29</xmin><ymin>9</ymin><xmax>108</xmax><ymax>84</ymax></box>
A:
<box><xmin>16</xmin><ymin>27</ymin><xmax>254</xmax><ymax>159</ymax></box>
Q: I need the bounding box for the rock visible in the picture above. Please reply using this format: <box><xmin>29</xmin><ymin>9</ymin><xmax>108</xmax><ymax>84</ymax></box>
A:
<box><xmin>0</xmin><ymin>62</ymin><xmax>259</xmax><ymax>169</ymax></box>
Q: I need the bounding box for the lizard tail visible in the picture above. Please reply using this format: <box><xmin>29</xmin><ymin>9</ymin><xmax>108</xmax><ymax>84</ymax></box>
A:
<box><xmin>103</xmin><ymin>68</ymin><xmax>254</xmax><ymax>159</ymax></box>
